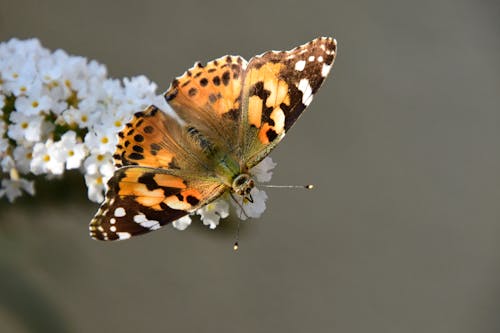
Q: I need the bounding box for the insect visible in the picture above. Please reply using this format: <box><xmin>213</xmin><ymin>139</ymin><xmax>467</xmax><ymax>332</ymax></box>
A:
<box><xmin>89</xmin><ymin>37</ymin><xmax>337</xmax><ymax>241</ymax></box>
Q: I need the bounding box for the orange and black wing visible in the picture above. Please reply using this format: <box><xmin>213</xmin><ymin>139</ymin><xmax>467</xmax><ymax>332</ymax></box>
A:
<box><xmin>90</xmin><ymin>106</ymin><xmax>226</xmax><ymax>241</ymax></box>
<box><xmin>164</xmin><ymin>55</ymin><xmax>248</xmax><ymax>153</ymax></box>
<box><xmin>89</xmin><ymin>166</ymin><xmax>224</xmax><ymax>241</ymax></box>
<box><xmin>239</xmin><ymin>37</ymin><xmax>337</xmax><ymax>167</ymax></box>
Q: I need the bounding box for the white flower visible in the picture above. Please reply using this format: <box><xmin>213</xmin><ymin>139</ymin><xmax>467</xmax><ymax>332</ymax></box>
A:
<box><xmin>0</xmin><ymin>137</ymin><xmax>9</xmax><ymax>156</ymax></box>
<box><xmin>58</xmin><ymin>131</ymin><xmax>87</xmax><ymax>169</ymax></box>
<box><xmin>84</xmin><ymin>125</ymin><xmax>118</xmax><ymax>154</ymax></box>
<box><xmin>1</xmin><ymin>154</ymin><xmax>15</xmax><ymax>173</ymax></box>
<box><xmin>13</xmin><ymin>145</ymin><xmax>33</xmax><ymax>174</ymax></box>
<box><xmin>37</xmin><ymin>55</ymin><xmax>62</xmax><ymax>84</ymax></box>
<box><xmin>14</xmin><ymin>87</ymin><xmax>52</xmax><ymax>116</ymax></box>
<box><xmin>231</xmin><ymin>187</ymin><xmax>268</xmax><ymax>220</ymax></box>
<box><xmin>84</xmin><ymin>172</ymin><xmax>106</xmax><ymax>203</ymax></box>
<box><xmin>2</xmin><ymin>59</ymin><xmax>38</xmax><ymax>96</ymax></box>
<box><xmin>172</xmin><ymin>215</ymin><xmax>192</xmax><ymax>231</ymax></box>
<box><xmin>0</xmin><ymin>177</ymin><xmax>35</xmax><ymax>202</ymax></box>
<box><xmin>122</xmin><ymin>76</ymin><xmax>157</xmax><ymax>110</ymax></box>
<box><xmin>96</xmin><ymin>108</ymin><xmax>133</xmax><ymax>133</ymax></box>
<box><xmin>83</xmin><ymin>153</ymin><xmax>114</xmax><ymax>178</ymax></box>
<box><xmin>30</xmin><ymin>140</ymin><xmax>65</xmax><ymax>175</ymax></box>
<box><xmin>251</xmin><ymin>156</ymin><xmax>276</xmax><ymax>183</ymax></box>
<box><xmin>7</xmin><ymin>111</ymin><xmax>44</xmax><ymax>143</ymax></box>
<box><xmin>197</xmin><ymin>198</ymin><xmax>230</xmax><ymax>229</ymax></box>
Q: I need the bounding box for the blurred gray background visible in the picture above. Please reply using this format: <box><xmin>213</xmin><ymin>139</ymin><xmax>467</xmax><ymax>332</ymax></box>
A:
<box><xmin>1</xmin><ymin>0</ymin><xmax>500</xmax><ymax>332</ymax></box>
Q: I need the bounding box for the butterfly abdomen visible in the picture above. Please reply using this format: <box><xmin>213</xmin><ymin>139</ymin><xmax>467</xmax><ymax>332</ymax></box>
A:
<box><xmin>186</xmin><ymin>126</ymin><xmax>214</xmax><ymax>153</ymax></box>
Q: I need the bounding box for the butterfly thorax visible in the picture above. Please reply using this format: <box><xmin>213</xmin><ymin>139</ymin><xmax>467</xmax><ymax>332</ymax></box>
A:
<box><xmin>211</xmin><ymin>149</ymin><xmax>255</xmax><ymax>201</ymax></box>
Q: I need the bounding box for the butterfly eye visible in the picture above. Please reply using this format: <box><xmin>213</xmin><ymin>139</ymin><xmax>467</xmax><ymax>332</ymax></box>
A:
<box><xmin>235</xmin><ymin>175</ymin><xmax>247</xmax><ymax>186</ymax></box>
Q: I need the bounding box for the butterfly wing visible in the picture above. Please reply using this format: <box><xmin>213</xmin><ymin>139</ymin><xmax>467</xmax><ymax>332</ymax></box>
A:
<box><xmin>89</xmin><ymin>166</ymin><xmax>225</xmax><ymax>241</ymax></box>
<box><xmin>90</xmin><ymin>106</ymin><xmax>226</xmax><ymax>241</ymax></box>
<box><xmin>164</xmin><ymin>55</ymin><xmax>248</xmax><ymax>153</ymax></box>
<box><xmin>238</xmin><ymin>37</ymin><xmax>337</xmax><ymax>168</ymax></box>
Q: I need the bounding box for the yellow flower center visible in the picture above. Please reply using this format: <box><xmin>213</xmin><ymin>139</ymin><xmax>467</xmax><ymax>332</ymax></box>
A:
<box><xmin>97</xmin><ymin>154</ymin><xmax>104</xmax><ymax>161</ymax></box>
<box><xmin>68</xmin><ymin>150</ymin><xmax>75</xmax><ymax>157</ymax></box>
<box><xmin>101</xmin><ymin>137</ymin><xmax>109</xmax><ymax>144</ymax></box>
<box><xmin>114</xmin><ymin>120</ymin><xmax>122</xmax><ymax>127</ymax></box>
<box><xmin>21</xmin><ymin>122</ymin><xmax>28</xmax><ymax>129</ymax></box>
<box><xmin>43</xmin><ymin>155</ymin><xmax>50</xmax><ymax>162</ymax></box>
<box><xmin>31</xmin><ymin>101</ymin><xmax>39</xmax><ymax>108</ymax></box>
<box><xmin>96</xmin><ymin>176</ymin><xmax>103</xmax><ymax>185</ymax></box>
<box><xmin>81</xmin><ymin>115</ymin><xmax>88</xmax><ymax>123</ymax></box>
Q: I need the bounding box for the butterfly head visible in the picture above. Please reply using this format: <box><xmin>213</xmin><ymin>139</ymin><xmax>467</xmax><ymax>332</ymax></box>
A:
<box><xmin>232</xmin><ymin>173</ymin><xmax>255</xmax><ymax>202</ymax></box>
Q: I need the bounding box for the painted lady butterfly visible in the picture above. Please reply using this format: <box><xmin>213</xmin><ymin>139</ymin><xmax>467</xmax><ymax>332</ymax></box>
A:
<box><xmin>90</xmin><ymin>37</ymin><xmax>337</xmax><ymax>241</ymax></box>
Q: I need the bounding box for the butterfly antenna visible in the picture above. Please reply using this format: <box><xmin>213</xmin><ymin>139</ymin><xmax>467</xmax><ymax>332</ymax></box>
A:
<box><xmin>234</xmin><ymin>219</ymin><xmax>242</xmax><ymax>251</ymax></box>
<box><xmin>259</xmin><ymin>184</ymin><xmax>315</xmax><ymax>189</ymax></box>
<box><xmin>229</xmin><ymin>192</ymin><xmax>249</xmax><ymax>251</ymax></box>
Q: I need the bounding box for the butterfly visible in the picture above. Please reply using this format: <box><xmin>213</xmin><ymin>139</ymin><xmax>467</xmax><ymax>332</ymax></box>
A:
<box><xmin>89</xmin><ymin>37</ymin><xmax>337</xmax><ymax>241</ymax></box>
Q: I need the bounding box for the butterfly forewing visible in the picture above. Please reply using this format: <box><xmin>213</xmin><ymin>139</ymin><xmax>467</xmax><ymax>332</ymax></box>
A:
<box><xmin>164</xmin><ymin>55</ymin><xmax>248</xmax><ymax>152</ymax></box>
<box><xmin>239</xmin><ymin>37</ymin><xmax>337</xmax><ymax>168</ymax></box>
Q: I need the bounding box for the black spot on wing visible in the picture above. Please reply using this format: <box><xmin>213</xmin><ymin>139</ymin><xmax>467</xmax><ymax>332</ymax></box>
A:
<box><xmin>186</xmin><ymin>195</ymin><xmax>200</xmax><ymax>206</ymax></box>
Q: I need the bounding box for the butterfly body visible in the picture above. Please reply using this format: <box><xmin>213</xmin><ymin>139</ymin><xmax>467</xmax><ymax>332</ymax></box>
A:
<box><xmin>90</xmin><ymin>37</ymin><xmax>337</xmax><ymax>241</ymax></box>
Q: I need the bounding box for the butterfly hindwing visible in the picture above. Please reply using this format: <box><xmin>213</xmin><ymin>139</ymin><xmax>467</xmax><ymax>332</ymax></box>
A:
<box><xmin>239</xmin><ymin>37</ymin><xmax>337</xmax><ymax>167</ymax></box>
<box><xmin>90</xmin><ymin>166</ymin><xmax>225</xmax><ymax>241</ymax></box>
<box><xmin>91</xmin><ymin>105</ymin><xmax>227</xmax><ymax>241</ymax></box>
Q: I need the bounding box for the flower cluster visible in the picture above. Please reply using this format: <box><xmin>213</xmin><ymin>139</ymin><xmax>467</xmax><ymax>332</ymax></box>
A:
<box><xmin>0</xmin><ymin>38</ymin><xmax>274</xmax><ymax>230</ymax></box>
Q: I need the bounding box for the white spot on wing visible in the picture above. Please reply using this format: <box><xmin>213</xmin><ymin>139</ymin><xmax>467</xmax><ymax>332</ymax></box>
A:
<box><xmin>308</xmin><ymin>55</ymin><xmax>315</xmax><ymax>62</ymax></box>
<box><xmin>317</xmin><ymin>56</ymin><xmax>324</xmax><ymax>62</ymax></box>
<box><xmin>110</xmin><ymin>226</ymin><xmax>117</xmax><ymax>232</ymax></box>
<box><xmin>294</xmin><ymin>60</ymin><xmax>306</xmax><ymax>71</ymax></box>
<box><xmin>321</xmin><ymin>63</ymin><xmax>332</xmax><ymax>77</ymax></box>
<box><xmin>133</xmin><ymin>214</ymin><xmax>161</xmax><ymax>230</ymax></box>
<box><xmin>297</xmin><ymin>79</ymin><xmax>313</xmax><ymax>105</ymax></box>
<box><xmin>114</xmin><ymin>207</ymin><xmax>126</xmax><ymax>217</ymax></box>
<box><xmin>116</xmin><ymin>232</ymin><xmax>131</xmax><ymax>240</ymax></box>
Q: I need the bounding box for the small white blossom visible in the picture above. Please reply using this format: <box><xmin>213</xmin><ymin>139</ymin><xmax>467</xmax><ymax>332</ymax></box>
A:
<box><xmin>2</xmin><ymin>60</ymin><xmax>38</xmax><ymax>96</ymax></box>
<box><xmin>85</xmin><ymin>173</ymin><xmax>106</xmax><ymax>203</ymax></box>
<box><xmin>251</xmin><ymin>157</ymin><xmax>277</xmax><ymax>183</ymax></box>
<box><xmin>1</xmin><ymin>154</ymin><xmax>15</xmax><ymax>173</ymax></box>
<box><xmin>83</xmin><ymin>153</ymin><xmax>114</xmax><ymax>178</ymax></box>
<box><xmin>13</xmin><ymin>145</ymin><xmax>33</xmax><ymax>174</ymax></box>
<box><xmin>172</xmin><ymin>215</ymin><xmax>192</xmax><ymax>231</ymax></box>
<box><xmin>14</xmin><ymin>88</ymin><xmax>52</xmax><ymax>116</ymax></box>
<box><xmin>7</xmin><ymin>111</ymin><xmax>44</xmax><ymax>143</ymax></box>
<box><xmin>62</xmin><ymin>102</ymin><xmax>99</xmax><ymax>128</ymax></box>
<box><xmin>197</xmin><ymin>198</ymin><xmax>230</xmax><ymax>229</ymax></box>
<box><xmin>30</xmin><ymin>140</ymin><xmax>65</xmax><ymax>175</ymax></box>
<box><xmin>0</xmin><ymin>177</ymin><xmax>35</xmax><ymax>202</ymax></box>
<box><xmin>58</xmin><ymin>131</ymin><xmax>87</xmax><ymax>169</ymax></box>
<box><xmin>84</xmin><ymin>126</ymin><xmax>118</xmax><ymax>154</ymax></box>
<box><xmin>231</xmin><ymin>187</ymin><xmax>269</xmax><ymax>220</ymax></box>
<box><xmin>0</xmin><ymin>137</ymin><xmax>9</xmax><ymax>156</ymax></box>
